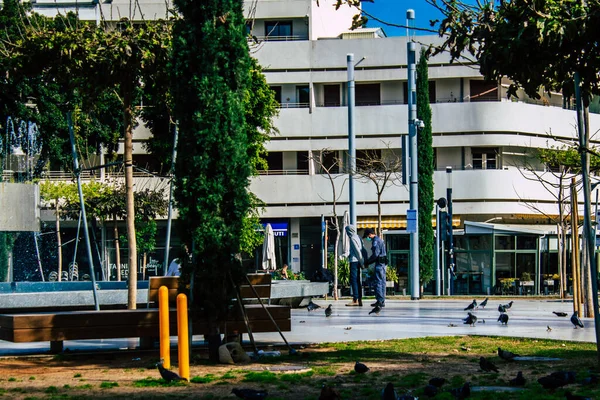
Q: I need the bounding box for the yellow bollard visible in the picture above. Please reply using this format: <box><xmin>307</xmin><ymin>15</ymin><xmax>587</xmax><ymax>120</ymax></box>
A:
<box><xmin>158</xmin><ymin>286</ymin><xmax>170</xmax><ymax>369</ymax></box>
<box><xmin>177</xmin><ymin>293</ymin><xmax>190</xmax><ymax>381</ymax></box>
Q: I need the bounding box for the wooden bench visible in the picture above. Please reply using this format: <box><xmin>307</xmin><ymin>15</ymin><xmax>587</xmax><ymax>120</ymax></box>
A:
<box><xmin>0</xmin><ymin>274</ymin><xmax>291</xmax><ymax>353</ymax></box>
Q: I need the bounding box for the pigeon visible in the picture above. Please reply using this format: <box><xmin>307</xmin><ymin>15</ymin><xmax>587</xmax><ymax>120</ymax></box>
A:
<box><xmin>479</xmin><ymin>356</ymin><xmax>499</xmax><ymax>373</ymax></box>
<box><xmin>509</xmin><ymin>371</ymin><xmax>526</xmax><ymax>386</ymax></box>
<box><xmin>428</xmin><ymin>377</ymin><xmax>446</xmax><ymax>387</ymax></box>
<box><xmin>498</xmin><ymin>304</ymin><xmax>507</xmax><ymax>313</ymax></box>
<box><xmin>156</xmin><ymin>359</ymin><xmax>186</xmax><ymax>383</ymax></box>
<box><xmin>463</xmin><ymin>312</ymin><xmax>477</xmax><ymax>326</ymax></box>
<box><xmin>478</xmin><ymin>297</ymin><xmax>489</xmax><ymax>309</ymax></box>
<box><xmin>307</xmin><ymin>300</ymin><xmax>321</xmax><ymax>312</ymax></box>
<box><xmin>423</xmin><ymin>384</ymin><xmax>438</xmax><ymax>397</ymax></box>
<box><xmin>449</xmin><ymin>382</ymin><xmax>470</xmax><ymax>399</ymax></box>
<box><xmin>464</xmin><ymin>299</ymin><xmax>477</xmax><ymax>311</ymax></box>
<box><xmin>497</xmin><ymin>313</ymin><xmax>509</xmax><ymax>325</ymax></box>
<box><xmin>506</xmin><ymin>300</ymin><xmax>514</xmax><ymax>309</ymax></box>
<box><xmin>231</xmin><ymin>388</ymin><xmax>268</xmax><ymax>399</ymax></box>
<box><xmin>369</xmin><ymin>305</ymin><xmax>382</xmax><ymax>315</ymax></box>
<box><xmin>571</xmin><ymin>312</ymin><xmax>584</xmax><ymax>329</ymax></box>
<box><xmin>318</xmin><ymin>385</ymin><xmax>341</xmax><ymax>400</ymax></box>
<box><xmin>547</xmin><ymin>325</ymin><xmax>553</xmax><ymax>332</ymax></box>
<box><xmin>553</xmin><ymin>311</ymin><xmax>568</xmax><ymax>317</ymax></box>
<box><xmin>325</xmin><ymin>304</ymin><xmax>332</xmax><ymax>317</ymax></box>
<box><xmin>498</xmin><ymin>347</ymin><xmax>520</xmax><ymax>361</ymax></box>
<box><xmin>354</xmin><ymin>361</ymin><xmax>370</xmax><ymax>374</ymax></box>
<box><xmin>538</xmin><ymin>375</ymin><xmax>569</xmax><ymax>389</ymax></box>
<box><xmin>381</xmin><ymin>382</ymin><xmax>398</xmax><ymax>400</ymax></box>
<box><xmin>565</xmin><ymin>392</ymin><xmax>592</xmax><ymax>400</ymax></box>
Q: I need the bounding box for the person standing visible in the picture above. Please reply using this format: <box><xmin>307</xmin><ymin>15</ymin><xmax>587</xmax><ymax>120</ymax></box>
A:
<box><xmin>345</xmin><ymin>225</ymin><xmax>367</xmax><ymax>307</ymax></box>
<box><xmin>363</xmin><ymin>228</ymin><xmax>388</xmax><ymax>311</ymax></box>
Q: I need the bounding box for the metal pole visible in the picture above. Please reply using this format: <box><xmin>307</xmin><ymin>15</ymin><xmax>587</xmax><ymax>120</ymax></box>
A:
<box><xmin>321</xmin><ymin>214</ymin><xmax>325</xmax><ymax>269</ymax></box>
<box><xmin>407</xmin><ymin>9</ymin><xmax>420</xmax><ymax>300</ymax></box>
<box><xmin>68</xmin><ymin>111</ymin><xmax>100</xmax><ymax>311</ymax></box>
<box><xmin>435</xmin><ymin>204</ymin><xmax>440</xmax><ymax>296</ymax></box>
<box><xmin>574</xmin><ymin>72</ymin><xmax>600</xmax><ymax>365</ymax></box>
<box><xmin>163</xmin><ymin>124</ymin><xmax>179</xmax><ymax>275</ymax></box>
<box><xmin>446</xmin><ymin>166</ymin><xmax>454</xmax><ymax>295</ymax></box>
<box><xmin>347</xmin><ymin>54</ymin><xmax>357</xmax><ymax>227</ymax></box>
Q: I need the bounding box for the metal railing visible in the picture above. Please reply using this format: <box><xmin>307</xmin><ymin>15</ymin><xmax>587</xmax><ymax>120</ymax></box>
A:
<box><xmin>258</xmin><ymin>169</ymin><xmax>309</xmax><ymax>176</ymax></box>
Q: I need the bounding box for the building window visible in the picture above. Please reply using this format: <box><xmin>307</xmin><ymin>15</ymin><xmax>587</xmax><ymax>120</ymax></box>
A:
<box><xmin>270</xmin><ymin>86</ymin><xmax>282</xmax><ymax>104</ymax></box>
<box><xmin>319</xmin><ymin>150</ymin><xmax>339</xmax><ymax>174</ymax></box>
<box><xmin>296</xmin><ymin>85</ymin><xmax>310</xmax><ymax>107</ymax></box>
<box><xmin>356</xmin><ymin>83</ymin><xmax>380</xmax><ymax>106</ymax></box>
<box><xmin>469</xmin><ymin>80</ymin><xmax>498</xmax><ymax>102</ymax></box>
<box><xmin>403</xmin><ymin>81</ymin><xmax>436</xmax><ymax>104</ymax></box>
<box><xmin>296</xmin><ymin>151</ymin><xmax>309</xmax><ymax>174</ymax></box>
<box><xmin>356</xmin><ymin>149</ymin><xmax>383</xmax><ymax>171</ymax></box>
<box><xmin>323</xmin><ymin>84</ymin><xmax>340</xmax><ymax>107</ymax></box>
<box><xmin>265</xmin><ymin>20</ymin><xmax>292</xmax><ymax>40</ymax></box>
<box><xmin>259</xmin><ymin>152</ymin><xmax>283</xmax><ymax>174</ymax></box>
<box><xmin>472</xmin><ymin>148</ymin><xmax>498</xmax><ymax>170</ymax></box>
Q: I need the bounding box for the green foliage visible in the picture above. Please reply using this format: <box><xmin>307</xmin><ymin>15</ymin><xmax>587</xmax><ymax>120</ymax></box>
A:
<box><xmin>417</xmin><ymin>49</ymin><xmax>434</xmax><ymax>286</ymax></box>
<box><xmin>172</xmin><ymin>0</ymin><xmax>276</xmax><ymax>326</ymax></box>
<box><xmin>243</xmin><ymin>371</ymin><xmax>278</xmax><ymax>383</ymax></box>
<box><xmin>99</xmin><ymin>381</ymin><xmax>119</xmax><ymax>389</ymax></box>
<box><xmin>434</xmin><ymin>0</ymin><xmax>600</xmax><ymax>104</ymax></box>
<box><xmin>190</xmin><ymin>374</ymin><xmax>217</xmax><ymax>384</ymax></box>
<box><xmin>537</xmin><ymin>146</ymin><xmax>600</xmax><ymax>172</ymax></box>
<box><xmin>386</xmin><ymin>266</ymin><xmax>398</xmax><ymax>283</ymax></box>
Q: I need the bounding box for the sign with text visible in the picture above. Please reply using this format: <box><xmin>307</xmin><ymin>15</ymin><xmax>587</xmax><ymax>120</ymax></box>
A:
<box><xmin>262</xmin><ymin>221</ymin><xmax>288</xmax><ymax>237</ymax></box>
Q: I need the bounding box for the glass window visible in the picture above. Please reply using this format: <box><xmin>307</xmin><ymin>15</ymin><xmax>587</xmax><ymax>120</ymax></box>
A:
<box><xmin>296</xmin><ymin>85</ymin><xmax>310</xmax><ymax>107</ymax></box>
<box><xmin>472</xmin><ymin>148</ymin><xmax>498</xmax><ymax>170</ymax></box>
<box><xmin>270</xmin><ymin>86</ymin><xmax>282</xmax><ymax>104</ymax></box>
<box><xmin>319</xmin><ymin>150</ymin><xmax>338</xmax><ymax>174</ymax></box>
<box><xmin>265</xmin><ymin>21</ymin><xmax>292</xmax><ymax>40</ymax></box>
<box><xmin>517</xmin><ymin>235</ymin><xmax>537</xmax><ymax>250</ymax></box>
<box><xmin>356</xmin><ymin>83</ymin><xmax>380</xmax><ymax>106</ymax></box>
<box><xmin>495</xmin><ymin>252</ymin><xmax>515</xmax><ymax>279</ymax></box>
<box><xmin>323</xmin><ymin>84</ymin><xmax>340</xmax><ymax>107</ymax></box>
<box><xmin>296</xmin><ymin>151</ymin><xmax>309</xmax><ymax>174</ymax></box>
<box><xmin>516</xmin><ymin>253</ymin><xmax>535</xmax><ymax>281</ymax></box>
<box><xmin>495</xmin><ymin>236</ymin><xmax>514</xmax><ymax>250</ymax></box>
<box><xmin>386</xmin><ymin>234</ymin><xmax>410</xmax><ymax>251</ymax></box>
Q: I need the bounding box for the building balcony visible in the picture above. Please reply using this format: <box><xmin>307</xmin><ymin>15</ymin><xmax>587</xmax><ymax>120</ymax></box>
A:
<box><xmin>251</xmin><ymin>168</ymin><xmax>571</xmax><ymax>219</ymax></box>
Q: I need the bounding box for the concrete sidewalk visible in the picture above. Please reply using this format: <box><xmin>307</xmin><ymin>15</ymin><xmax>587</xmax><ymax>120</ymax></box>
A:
<box><xmin>0</xmin><ymin>298</ymin><xmax>593</xmax><ymax>356</ymax></box>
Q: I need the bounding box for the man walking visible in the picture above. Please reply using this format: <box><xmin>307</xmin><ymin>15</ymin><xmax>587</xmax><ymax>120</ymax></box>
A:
<box><xmin>345</xmin><ymin>225</ymin><xmax>367</xmax><ymax>307</ymax></box>
<box><xmin>363</xmin><ymin>228</ymin><xmax>387</xmax><ymax>313</ymax></box>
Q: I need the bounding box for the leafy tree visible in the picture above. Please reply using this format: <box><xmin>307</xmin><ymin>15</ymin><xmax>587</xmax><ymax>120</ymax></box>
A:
<box><xmin>417</xmin><ymin>49</ymin><xmax>434</xmax><ymax>286</ymax></box>
<box><xmin>171</xmin><ymin>0</ymin><xmax>277</xmax><ymax>361</ymax></box>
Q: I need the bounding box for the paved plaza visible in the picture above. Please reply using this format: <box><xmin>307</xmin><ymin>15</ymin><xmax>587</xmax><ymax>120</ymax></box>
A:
<box><xmin>0</xmin><ymin>298</ymin><xmax>594</xmax><ymax>356</ymax></box>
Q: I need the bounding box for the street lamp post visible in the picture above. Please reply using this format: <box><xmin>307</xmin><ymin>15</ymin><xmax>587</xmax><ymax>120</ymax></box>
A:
<box><xmin>446</xmin><ymin>166</ymin><xmax>454</xmax><ymax>295</ymax></box>
<box><xmin>347</xmin><ymin>53</ymin><xmax>356</xmax><ymax>227</ymax></box>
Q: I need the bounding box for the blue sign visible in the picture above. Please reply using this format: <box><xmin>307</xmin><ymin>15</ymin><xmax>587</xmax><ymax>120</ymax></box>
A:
<box><xmin>293</xmin><ymin>244</ymin><xmax>300</xmax><ymax>250</ymax></box>
<box><xmin>262</xmin><ymin>222</ymin><xmax>288</xmax><ymax>237</ymax></box>
<box><xmin>406</xmin><ymin>209</ymin><xmax>417</xmax><ymax>233</ymax></box>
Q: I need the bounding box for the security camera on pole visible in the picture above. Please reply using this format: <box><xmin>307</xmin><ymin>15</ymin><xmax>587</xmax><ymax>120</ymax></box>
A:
<box><xmin>406</xmin><ymin>9</ymin><xmax>420</xmax><ymax>300</ymax></box>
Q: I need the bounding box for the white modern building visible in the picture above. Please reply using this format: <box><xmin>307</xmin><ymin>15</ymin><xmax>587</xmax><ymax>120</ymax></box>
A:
<box><xmin>9</xmin><ymin>0</ymin><xmax>600</xmax><ymax>295</ymax></box>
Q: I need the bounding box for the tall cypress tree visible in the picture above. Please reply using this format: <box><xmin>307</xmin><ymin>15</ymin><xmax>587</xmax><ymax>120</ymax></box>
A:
<box><xmin>417</xmin><ymin>49</ymin><xmax>434</xmax><ymax>286</ymax></box>
<box><xmin>171</xmin><ymin>0</ymin><xmax>274</xmax><ymax>358</ymax></box>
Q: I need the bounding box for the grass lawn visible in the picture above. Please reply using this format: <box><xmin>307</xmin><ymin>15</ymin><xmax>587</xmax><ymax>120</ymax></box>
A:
<box><xmin>0</xmin><ymin>335</ymin><xmax>597</xmax><ymax>399</ymax></box>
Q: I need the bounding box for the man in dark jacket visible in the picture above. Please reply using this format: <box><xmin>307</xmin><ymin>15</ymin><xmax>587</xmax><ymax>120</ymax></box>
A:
<box><xmin>363</xmin><ymin>228</ymin><xmax>387</xmax><ymax>310</ymax></box>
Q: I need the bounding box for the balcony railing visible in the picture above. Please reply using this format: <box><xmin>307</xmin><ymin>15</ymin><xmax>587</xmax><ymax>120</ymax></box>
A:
<box><xmin>258</xmin><ymin>169</ymin><xmax>309</xmax><ymax>176</ymax></box>
<box><xmin>250</xmin><ymin>35</ymin><xmax>308</xmax><ymax>42</ymax></box>
<box><xmin>277</xmin><ymin>102</ymin><xmax>310</xmax><ymax>109</ymax></box>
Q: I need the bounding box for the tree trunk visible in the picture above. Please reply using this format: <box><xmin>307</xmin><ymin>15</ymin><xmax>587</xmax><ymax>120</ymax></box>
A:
<box><xmin>377</xmin><ymin>193</ymin><xmax>383</xmax><ymax>236</ymax></box>
<box><xmin>583</xmin><ymin>106</ymin><xmax>594</xmax><ymax>317</ymax></box>
<box><xmin>114</xmin><ymin>214</ymin><xmax>121</xmax><ymax>281</ymax></box>
<box><xmin>56</xmin><ymin>201</ymin><xmax>62</xmax><ymax>281</ymax></box>
<box><xmin>124</xmin><ymin>86</ymin><xmax>138</xmax><ymax>310</ymax></box>
<box><xmin>558</xmin><ymin>179</ymin><xmax>566</xmax><ymax>299</ymax></box>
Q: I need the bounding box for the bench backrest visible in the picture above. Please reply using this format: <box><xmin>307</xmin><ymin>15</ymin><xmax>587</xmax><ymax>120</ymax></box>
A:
<box><xmin>147</xmin><ymin>276</ymin><xmax>179</xmax><ymax>308</ymax></box>
<box><xmin>240</xmin><ymin>273</ymin><xmax>272</xmax><ymax>301</ymax></box>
